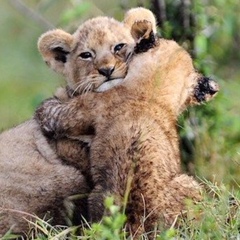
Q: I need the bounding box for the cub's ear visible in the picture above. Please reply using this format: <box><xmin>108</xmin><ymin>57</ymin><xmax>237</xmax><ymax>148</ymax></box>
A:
<box><xmin>123</xmin><ymin>7</ymin><xmax>157</xmax><ymax>34</ymax></box>
<box><xmin>193</xmin><ymin>76</ymin><xmax>219</xmax><ymax>104</ymax></box>
<box><xmin>131</xmin><ymin>20</ymin><xmax>153</xmax><ymax>42</ymax></box>
<box><xmin>131</xmin><ymin>20</ymin><xmax>157</xmax><ymax>54</ymax></box>
<box><xmin>38</xmin><ymin>29</ymin><xmax>74</xmax><ymax>75</ymax></box>
<box><xmin>123</xmin><ymin>7</ymin><xmax>158</xmax><ymax>53</ymax></box>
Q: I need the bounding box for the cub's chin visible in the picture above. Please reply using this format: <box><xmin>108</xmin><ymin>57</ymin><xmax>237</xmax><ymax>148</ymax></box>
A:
<box><xmin>95</xmin><ymin>78</ymin><xmax>124</xmax><ymax>92</ymax></box>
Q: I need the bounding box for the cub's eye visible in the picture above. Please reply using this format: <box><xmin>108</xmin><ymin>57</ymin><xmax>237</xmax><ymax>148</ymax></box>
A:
<box><xmin>114</xmin><ymin>43</ymin><xmax>126</xmax><ymax>53</ymax></box>
<box><xmin>79</xmin><ymin>52</ymin><xmax>92</xmax><ymax>59</ymax></box>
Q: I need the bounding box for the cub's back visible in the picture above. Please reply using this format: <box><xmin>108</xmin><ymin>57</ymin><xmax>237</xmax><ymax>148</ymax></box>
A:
<box><xmin>0</xmin><ymin>119</ymin><xmax>88</xmax><ymax>235</ymax></box>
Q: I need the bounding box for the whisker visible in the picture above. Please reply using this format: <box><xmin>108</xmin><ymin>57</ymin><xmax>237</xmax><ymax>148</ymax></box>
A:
<box><xmin>87</xmin><ymin>83</ymin><xmax>93</xmax><ymax>93</ymax></box>
<box><xmin>126</xmin><ymin>51</ymin><xmax>134</xmax><ymax>64</ymax></box>
<box><xmin>83</xmin><ymin>82</ymin><xmax>92</xmax><ymax>94</ymax></box>
<box><xmin>70</xmin><ymin>77</ymin><xmax>96</xmax><ymax>96</ymax></box>
<box><xmin>71</xmin><ymin>80</ymin><xmax>90</xmax><ymax>96</ymax></box>
<box><xmin>72</xmin><ymin>84</ymin><xmax>82</xmax><ymax>97</ymax></box>
<box><xmin>82</xmin><ymin>84</ymin><xmax>89</xmax><ymax>94</ymax></box>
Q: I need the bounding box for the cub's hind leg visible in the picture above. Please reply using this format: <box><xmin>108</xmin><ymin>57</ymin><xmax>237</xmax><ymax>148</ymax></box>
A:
<box><xmin>160</xmin><ymin>174</ymin><xmax>202</xmax><ymax>227</ymax></box>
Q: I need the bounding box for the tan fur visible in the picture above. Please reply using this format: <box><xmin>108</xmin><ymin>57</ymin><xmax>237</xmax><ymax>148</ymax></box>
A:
<box><xmin>37</xmin><ymin>10</ymin><xmax>157</xmax><ymax>160</ymax></box>
<box><xmin>124</xmin><ymin>7</ymin><xmax>157</xmax><ymax>40</ymax></box>
<box><xmin>38</xmin><ymin>8</ymin><xmax>158</xmax><ymax>95</ymax></box>
<box><xmin>38</xmin><ymin>17</ymin><xmax>135</xmax><ymax>94</ymax></box>
<box><xmin>36</xmin><ymin>35</ymin><xmax>219</xmax><ymax>237</ymax></box>
<box><xmin>0</xmin><ymin>119</ymin><xmax>89</xmax><ymax>236</ymax></box>
<box><xmin>0</xmin><ymin>9</ymin><xmax>157</xmax><ymax>236</ymax></box>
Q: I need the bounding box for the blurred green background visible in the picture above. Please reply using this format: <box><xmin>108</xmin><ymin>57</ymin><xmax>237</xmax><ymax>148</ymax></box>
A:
<box><xmin>0</xmin><ymin>0</ymin><xmax>239</xmax><ymax>187</ymax></box>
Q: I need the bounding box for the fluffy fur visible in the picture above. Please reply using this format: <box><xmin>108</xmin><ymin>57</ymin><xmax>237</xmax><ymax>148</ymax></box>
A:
<box><xmin>36</xmin><ymin>29</ymin><xmax>219</xmax><ymax>237</ymax></box>
<box><xmin>38</xmin><ymin>8</ymin><xmax>157</xmax><ymax>95</ymax></box>
<box><xmin>0</xmin><ymin>119</ymin><xmax>89</xmax><ymax>235</ymax></box>
<box><xmin>0</xmin><ymin>8</ymin><xmax>153</xmax><ymax>236</ymax></box>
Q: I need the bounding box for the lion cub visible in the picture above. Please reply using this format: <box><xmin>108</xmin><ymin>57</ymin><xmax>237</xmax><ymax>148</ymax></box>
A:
<box><xmin>38</xmin><ymin>7</ymin><xmax>157</xmax><ymax>97</ymax></box>
<box><xmin>37</xmin><ymin>7</ymin><xmax>157</xmax><ymax>164</ymax></box>
<box><xmin>0</xmin><ymin>8</ymin><xmax>154</xmax><ymax>236</ymax></box>
<box><xmin>36</xmin><ymin>14</ymin><xmax>219</xmax><ymax>238</ymax></box>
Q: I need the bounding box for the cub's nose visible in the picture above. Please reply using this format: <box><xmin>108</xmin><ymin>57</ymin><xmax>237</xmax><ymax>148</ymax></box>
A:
<box><xmin>98</xmin><ymin>67</ymin><xmax>115</xmax><ymax>78</ymax></box>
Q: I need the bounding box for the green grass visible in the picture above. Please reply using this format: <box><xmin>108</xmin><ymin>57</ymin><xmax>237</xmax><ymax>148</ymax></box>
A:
<box><xmin>2</xmin><ymin>180</ymin><xmax>239</xmax><ymax>240</ymax></box>
<box><xmin>0</xmin><ymin>76</ymin><xmax>63</xmax><ymax>130</ymax></box>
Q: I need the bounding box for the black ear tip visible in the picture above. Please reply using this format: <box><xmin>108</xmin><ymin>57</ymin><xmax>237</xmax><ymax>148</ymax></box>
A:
<box><xmin>194</xmin><ymin>77</ymin><xmax>219</xmax><ymax>103</ymax></box>
<box><xmin>202</xmin><ymin>77</ymin><xmax>219</xmax><ymax>94</ymax></box>
<box><xmin>208</xmin><ymin>78</ymin><xmax>219</xmax><ymax>94</ymax></box>
<box><xmin>134</xmin><ymin>30</ymin><xmax>157</xmax><ymax>54</ymax></box>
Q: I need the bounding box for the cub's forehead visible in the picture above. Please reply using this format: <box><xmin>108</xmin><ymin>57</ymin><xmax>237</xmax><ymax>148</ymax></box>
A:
<box><xmin>73</xmin><ymin>16</ymin><xmax>134</xmax><ymax>49</ymax></box>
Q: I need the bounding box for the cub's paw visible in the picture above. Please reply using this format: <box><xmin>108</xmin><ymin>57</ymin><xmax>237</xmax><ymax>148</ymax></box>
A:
<box><xmin>35</xmin><ymin>98</ymin><xmax>63</xmax><ymax>138</ymax></box>
<box><xmin>88</xmin><ymin>190</ymin><xmax>106</xmax><ymax>223</ymax></box>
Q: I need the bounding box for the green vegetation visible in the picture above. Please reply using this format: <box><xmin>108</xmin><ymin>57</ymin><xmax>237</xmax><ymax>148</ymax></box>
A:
<box><xmin>0</xmin><ymin>0</ymin><xmax>239</xmax><ymax>239</ymax></box>
<box><xmin>2</xmin><ymin>183</ymin><xmax>239</xmax><ymax>239</ymax></box>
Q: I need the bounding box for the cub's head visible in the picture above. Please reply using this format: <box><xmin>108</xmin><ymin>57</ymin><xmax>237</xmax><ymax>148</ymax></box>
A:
<box><xmin>154</xmin><ymin>40</ymin><xmax>219</xmax><ymax>114</ymax></box>
<box><xmin>38</xmin><ymin>17</ymin><xmax>134</xmax><ymax>95</ymax></box>
<box><xmin>38</xmin><ymin>8</ymin><xmax>157</xmax><ymax>95</ymax></box>
<box><xmin>123</xmin><ymin>38</ymin><xmax>219</xmax><ymax>115</ymax></box>
<box><xmin>157</xmin><ymin>40</ymin><xmax>219</xmax><ymax>114</ymax></box>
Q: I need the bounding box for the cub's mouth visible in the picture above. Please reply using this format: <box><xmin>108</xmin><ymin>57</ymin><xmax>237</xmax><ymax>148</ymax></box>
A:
<box><xmin>94</xmin><ymin>78</ymin><xmax>124</xmax><ymax>92</ymax></box>
<box><xmin>194</xmin><ymin>77</ymin><xmax>219</xmax><ymax>103</ymax></box>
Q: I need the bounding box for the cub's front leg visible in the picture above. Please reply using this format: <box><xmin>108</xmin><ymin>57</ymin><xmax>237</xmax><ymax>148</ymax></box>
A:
<box><xmin>35</xmin><ymin>96</ymin><xmax>94</xmax><ymax>139</ymax></box>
